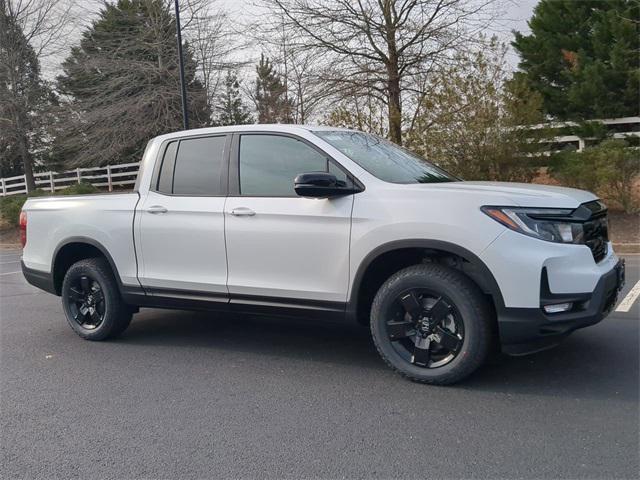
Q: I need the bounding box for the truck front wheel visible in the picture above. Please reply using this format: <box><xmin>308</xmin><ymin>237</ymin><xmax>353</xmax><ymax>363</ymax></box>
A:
<box><xmin>61</xmin><ymin>258</ymin><xmax>133</xmax><ymax>341</ymax></box>
<box><xmin>370</xmin><ymin>263</ymin><xmax>493</xmax><ymax>385</ymax></box>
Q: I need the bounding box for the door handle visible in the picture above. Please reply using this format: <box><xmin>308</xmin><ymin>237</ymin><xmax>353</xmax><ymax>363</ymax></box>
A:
<box><xmin>146</xmin><ymin>205</ymin><xmax>168</xmax><ymax>214</ymax></box>
<box><xmin>230</xmin><ymin>207</ymin><xmax>256</xmax><ymax>217</ymax></box>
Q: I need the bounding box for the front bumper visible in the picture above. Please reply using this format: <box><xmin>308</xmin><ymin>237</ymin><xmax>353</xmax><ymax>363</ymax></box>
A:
<box><xmin>499</xmin><ymin>259</ymin><xmax>625</xmax><ymax>355</ymax></box>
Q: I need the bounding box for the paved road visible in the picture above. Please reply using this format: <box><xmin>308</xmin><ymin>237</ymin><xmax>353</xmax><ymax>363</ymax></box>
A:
<box><xmin>1</xmin><ymin>250</ymin><xmax>638</xmax><ymax>479</ymax></box>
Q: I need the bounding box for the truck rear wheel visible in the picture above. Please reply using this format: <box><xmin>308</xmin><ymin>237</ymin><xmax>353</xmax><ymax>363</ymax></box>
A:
<box><xmin>370</xmin><ymin>263</ymin><xmax>492</xmax><ymax>385</ymax></box>
<box><xmin>61</xmin><ymin>258</ymin><xmax>133</xmax><ymax>341</ymax></box>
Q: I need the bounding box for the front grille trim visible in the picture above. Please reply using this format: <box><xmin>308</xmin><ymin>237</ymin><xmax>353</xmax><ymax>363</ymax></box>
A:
<box><xmin>581</xmin><ymin>202</ymin><xmax>609</xmax><ymax>263</ymax></box>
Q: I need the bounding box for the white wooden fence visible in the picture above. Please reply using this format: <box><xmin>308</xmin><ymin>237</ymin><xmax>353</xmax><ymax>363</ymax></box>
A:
<box><xmin>0</xmin><ymin>162</ymin><xmax>140</xmax><ymax>196</ymax></box>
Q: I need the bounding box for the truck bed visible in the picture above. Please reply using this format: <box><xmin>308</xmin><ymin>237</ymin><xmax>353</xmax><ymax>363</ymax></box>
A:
<box><xmin>21</xmin><ymin>192</ymin><xmax>140</xmax><ymax>287</ymax></box>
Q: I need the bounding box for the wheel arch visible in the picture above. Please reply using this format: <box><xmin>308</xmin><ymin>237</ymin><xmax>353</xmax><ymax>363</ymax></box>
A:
<box><xmin>52</xmin><ymin>237</ymin><xmax>124</xmax><ymax>295</ymax></box>
<box><xmin>347</xmin><ymin>239</ymin><xmax>505</xmax><ymax>324</ymax></box>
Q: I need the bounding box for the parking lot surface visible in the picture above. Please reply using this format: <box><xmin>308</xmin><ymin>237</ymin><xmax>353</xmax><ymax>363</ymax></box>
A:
<box><xmin>1</xmin><ymin>249</ymin><xmax>638</xmax><ymax>479</ymax></box>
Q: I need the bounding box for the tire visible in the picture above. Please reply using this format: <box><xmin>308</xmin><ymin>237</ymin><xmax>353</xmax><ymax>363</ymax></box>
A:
<box><xmin>61</xmin><ymin>258</ymin><xmax>133</xmax><ymax>341</ymax></box>
<box><xmin>370</xmin><ymin>263</ymin><xmax>493</xmax><ymax>385</ymax></box>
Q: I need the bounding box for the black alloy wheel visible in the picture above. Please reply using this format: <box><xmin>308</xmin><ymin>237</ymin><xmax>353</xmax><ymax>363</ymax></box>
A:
<box><xmin>66</xmin><ymin>275</ymin><xmax>106</xmax><ymax>330</ymax></box>
<box><xmin>385</xmin><ymin>290</ymin><xmax>464</xmax><ymax>369</ymax></box>
<box><xmin>61</xmin><ymin>258</ymin><xmax>133</xmax><ymax>340</ymax></box>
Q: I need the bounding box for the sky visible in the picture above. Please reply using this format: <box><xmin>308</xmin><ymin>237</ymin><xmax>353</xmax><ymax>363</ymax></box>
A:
<box><xmin>40</xmin><ymin>0</ymin><xmax>538</xmax><ymax>79</ymax></box>
<box><xmin>501</xmin><ymin>0</ymin><xmax>538</xmax><ymax>68</ymax></box>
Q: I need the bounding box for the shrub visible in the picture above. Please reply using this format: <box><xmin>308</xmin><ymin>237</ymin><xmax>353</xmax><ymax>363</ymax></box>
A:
<box><xmin>58</xmin><ymin>182</ymin><xmax>99</xmax><ymax>196</ymax></box>
<box><xmin>0</xmin><ymin>189</ymin><xmax>48</xmax><ymax>227</ymax></box>
<box><xmin>0</xmin><ymin>183</ymin><xmax>100</xmax><ymax>227</ymax></box>
<box><xmin>0</xmin><ymin>195</ymin><xmax>28</xmax><ymax>227</ymax></box>
<box><xmin>549</xmin><ymin>140</ymin><xmax>640</xmax><ymax>213</ymax></box>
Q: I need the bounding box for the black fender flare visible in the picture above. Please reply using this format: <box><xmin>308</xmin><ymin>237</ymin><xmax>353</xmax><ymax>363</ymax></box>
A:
<box><xmin>346</xmin><ymin>239</ymin><xmax>505</xmax><ymax>320</ymax></box>
<box><xmin>51</xmin><ymin>236</ymin><xmax>126</xmax><ymax>295</ymax></box>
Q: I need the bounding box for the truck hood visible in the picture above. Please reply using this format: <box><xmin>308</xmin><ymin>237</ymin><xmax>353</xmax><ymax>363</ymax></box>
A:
<box><xmin>408</xmin><ymin>181</ymin><xmax>598</xmax><ymax>209</ymax></box>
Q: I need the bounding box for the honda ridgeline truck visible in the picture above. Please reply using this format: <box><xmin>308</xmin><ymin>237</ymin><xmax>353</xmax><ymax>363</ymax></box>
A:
<box><xmin>20</xmin><ymin>125</ymin><xmax>625</xmax><ymax>384</ymax></box>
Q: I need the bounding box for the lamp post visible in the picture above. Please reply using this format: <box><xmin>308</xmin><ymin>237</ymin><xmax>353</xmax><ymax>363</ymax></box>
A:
<box><xmin>174</xmin><ymin>0</ymin><xmax>189</xmax><ymax>130</ymax></box>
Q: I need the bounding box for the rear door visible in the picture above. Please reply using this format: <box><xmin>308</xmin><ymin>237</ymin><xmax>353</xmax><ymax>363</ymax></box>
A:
<box><xmin>224</xmin><ymin>132</ymin><xmax>355</xmax><ymax>310</ymax></box>
<box><xmin>136</xmin><ymin>134</ymin><xmax>230</xmax><ymax>299</ymax></box>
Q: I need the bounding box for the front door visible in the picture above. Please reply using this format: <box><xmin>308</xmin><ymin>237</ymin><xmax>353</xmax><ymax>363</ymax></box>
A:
<box><xmin>224</xmin><ymin>133</ymin><xmax>354</xmax><ymax>310</ymax></box>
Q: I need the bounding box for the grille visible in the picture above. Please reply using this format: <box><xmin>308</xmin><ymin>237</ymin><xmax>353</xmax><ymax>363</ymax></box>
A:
<box><xmin>583</xmin><ymin>212</ymin><xmax>609</xmax><ymax>263</ymax></box>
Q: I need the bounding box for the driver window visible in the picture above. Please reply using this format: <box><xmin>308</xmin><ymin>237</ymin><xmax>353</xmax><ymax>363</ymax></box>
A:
<box><xmin>238</xmin><ymin>134</ymin><xmax>328</xmax><ymax>196</ymax></box>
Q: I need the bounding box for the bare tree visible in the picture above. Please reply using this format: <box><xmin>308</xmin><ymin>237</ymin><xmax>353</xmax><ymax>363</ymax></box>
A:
<box><xmin>259</xmin><ymin>0</ymin><xmax>499</xmax><ymax>144</ymax></box>
<box><xmin>0</xmin><ymin>0</ymin><xmax>72</xmax><ymax>191</ymax></box>
<box><xmin>3</xmin><ymin>0</ymin><xmax>74</xmax><ymax>59</ymax></box>
<box><xmin>323</xmin><ymin>88</ymin><xmax>388</xmax><ymax>136</ymax></box>
<box><xmin>285</xmin><ymin>48</ymin><xmax>329</xmax><ymax>123</ymax></box>
<box><xmin>248</xmin><ymin>4</ymin><xmax>332</xmax><ymax>124</ymax></box>
<box><xmin>180</xmin><ymin>0</ymin><xmax>245</xmax><ymax>113</ymax></box>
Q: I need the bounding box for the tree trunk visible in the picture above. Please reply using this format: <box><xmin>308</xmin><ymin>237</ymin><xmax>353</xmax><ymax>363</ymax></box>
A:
<box><xmin>13</xmin><ymin>110</ymin><xmax>36</xmax><ymax>192</ymax></box>
<box><xmin>17</xmin><ymin>133</ymin><xmax>36</xmax><ymax>193</ymax></box>
<box><xmin>383</xmin><ymin>3</ymin><xmax>402</xmax><ymax>145</ymax></box>
<box><xmin>387</xmin><ymin>69</ymin><xmax>402</xmax><ymax>145</ymax></box>
<box><xmin>297</xmin><ymin>85</ymin><xmax>305</xmax><ymax>124</ymax></box>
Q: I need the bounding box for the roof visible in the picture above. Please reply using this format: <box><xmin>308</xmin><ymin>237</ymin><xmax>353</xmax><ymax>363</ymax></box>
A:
<box><xmin>154</xmin><ymin>123</ymin><xmax>354</xmax><ymax>142</ymax></box>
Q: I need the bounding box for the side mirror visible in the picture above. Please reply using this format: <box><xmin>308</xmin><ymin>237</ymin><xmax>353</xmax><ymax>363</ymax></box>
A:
<box><xmin>294</xmin><ymin>172</ymin><xmax>360</xmax><ymax>198</ymax></box>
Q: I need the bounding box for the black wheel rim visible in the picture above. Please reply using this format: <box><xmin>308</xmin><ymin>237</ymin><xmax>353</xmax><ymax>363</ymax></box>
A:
<box><xmin>66</xmin><ymin>275</ymin><xmax>106</xmax><ymax>330</ymax></box>
<box><xmin>384</xmin><ymin>289</ymin><xmax>464</xmax><ymax>369</ymax></box>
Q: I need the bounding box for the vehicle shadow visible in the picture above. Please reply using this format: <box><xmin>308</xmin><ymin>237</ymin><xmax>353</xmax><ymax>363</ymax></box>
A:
<box><xmin>121</xmin><ymin>308</ymin><xmax>381</xmax><ymax>370</ymax></box>
<box><xmin>120</xmin><ymin>308</ymin><xmax>639</xmax><ymax>402</ymax></box>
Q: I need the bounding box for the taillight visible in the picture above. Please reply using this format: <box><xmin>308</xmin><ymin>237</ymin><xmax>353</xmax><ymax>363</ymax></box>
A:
<box><xmin>19</xmin><ymin>211</ymin><xmax>27</xmax><ymax>247</ymax></box>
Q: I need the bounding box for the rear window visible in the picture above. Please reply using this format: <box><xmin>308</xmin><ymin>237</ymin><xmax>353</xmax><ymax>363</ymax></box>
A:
<box><xmin>155</xmin><ymin>136</ymin><xmax>226</xmax><ymax>195</ymax></box>
<box><xmin>156</xmin><ymin>141</ymin><xmax>177</xmax><ymax>194</ymax></box>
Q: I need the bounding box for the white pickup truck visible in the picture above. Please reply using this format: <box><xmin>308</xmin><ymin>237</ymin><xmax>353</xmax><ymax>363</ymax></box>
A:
<box><xmin>21</xmin><ymin>125</ymin><xmax>625</xmax><ymax>384</ymax></box>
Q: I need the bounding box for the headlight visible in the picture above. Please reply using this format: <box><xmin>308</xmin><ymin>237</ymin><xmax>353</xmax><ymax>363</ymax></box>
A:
<box><xmin>481</xmin><ymin>206</ymin><xmax>584</xmax><ymax>244</ymax></box>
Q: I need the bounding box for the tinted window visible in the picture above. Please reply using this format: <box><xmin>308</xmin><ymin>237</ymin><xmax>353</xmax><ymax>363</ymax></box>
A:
<box><xmin>328</xmin><ymin>161</ymin><xmax>349</xmax><ymax>186</ymax></box>
<box><xmin>156</xmin><ymin>141</ymin><xmax>177</xmax><ymax>194</ymax></box>
<box><xmin>172</xmin><ymin>136</ymin><xmax>226</xmax><ymax>195</ymax></box>
<box><xmin>239</xmin><ymin>135</ymin><xmax>328</xmax><ymax>196</ymax></box>
<box><xmin>314</xmin><ymin>131</ymin><xmax>457</xmax><ymax>184</ymax></box>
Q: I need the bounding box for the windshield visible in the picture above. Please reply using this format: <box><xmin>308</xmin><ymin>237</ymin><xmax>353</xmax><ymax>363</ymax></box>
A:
<box><xmin>314</xmin><ymin>131</ymin><xmax>458</xmax><ymax>184</ymax></box>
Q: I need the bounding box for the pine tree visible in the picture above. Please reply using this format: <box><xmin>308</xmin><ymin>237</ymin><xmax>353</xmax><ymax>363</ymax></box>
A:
<box><xmin>0</xmin><ymin>1</ymin><xmax>54</xmax><ymax>189</ymax></box>
<box><xmin>213</xmin><ymin>71</ymin><xmax>253</xmax><ymax>126</ymax></box>
<box><xmin>512</xmin><ymin>0</ymin><xmax>639</xmax><ymax>120</ymax></box>
<box><xmin>55</xmin><ymin>0</ymin><xmax>211</xmax><ymax>167</ymax></box>
<box><xmin>254</xmin><ymin>54</ymin><xmax>291</xmax><ymax>123</ymax></box>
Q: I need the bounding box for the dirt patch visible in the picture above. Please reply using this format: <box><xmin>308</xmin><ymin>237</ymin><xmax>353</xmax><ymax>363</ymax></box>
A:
<box><xmin>0</xmin><ymin>215</ymin><xmax>12</xmax><ymax>230</ymax></box>
<box><xmin>533</xmin><ymin>168</ymin><xmax>640</xmax><ymax>214</ymax></box>
<box><xmin>0</xmin><ymin>227</ymin><xmax>20</xmax><ymax>248</ymax></box>
<box><xmin>608</xmin><ymin>212</ymin><xmax>640</xmax><ymax>244</ymax></box>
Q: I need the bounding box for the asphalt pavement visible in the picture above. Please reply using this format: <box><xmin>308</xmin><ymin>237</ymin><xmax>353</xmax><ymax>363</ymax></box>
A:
<box><xmin>1</xmin><ymin>249</ymin><xmax>638</xmax><ymax>479</ymax></box>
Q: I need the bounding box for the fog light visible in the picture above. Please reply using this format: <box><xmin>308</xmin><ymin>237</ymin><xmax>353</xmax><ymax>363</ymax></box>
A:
<box><xmin>543</xmin><ymin>303</ymin><xmax>573</xmax><ymax>314</ymax></box>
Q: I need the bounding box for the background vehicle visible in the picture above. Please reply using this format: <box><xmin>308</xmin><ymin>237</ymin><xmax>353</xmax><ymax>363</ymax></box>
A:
<box><xmin>20</xmin><ymin>125</ymin><xmax>625</xmax><ymax>384</ymax></box>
